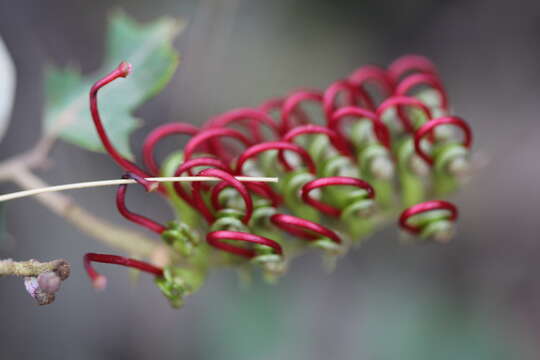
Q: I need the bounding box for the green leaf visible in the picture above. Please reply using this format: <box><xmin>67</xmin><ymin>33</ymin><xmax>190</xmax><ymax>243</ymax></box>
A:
<box><xmin>43</xmin><ymin>12</ymin><xmax>183</xmax><ymax>158</ymax></box>
<box><xmin>0</xmin><ymin>35</ymin><xmax>16</xmax><ymax>144</ymax></box>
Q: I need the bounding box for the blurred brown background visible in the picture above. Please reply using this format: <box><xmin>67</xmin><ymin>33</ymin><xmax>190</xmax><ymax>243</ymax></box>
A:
<box><xmin>1</xmin><ymin>0</ymin><xmax>540</xmax><ymax>358</ymax></box>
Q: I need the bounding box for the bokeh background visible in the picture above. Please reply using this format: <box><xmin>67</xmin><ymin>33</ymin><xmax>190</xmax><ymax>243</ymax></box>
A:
<box><xmin>1</xmin><ymin>0</ymin><xmax>540</xmax><ymax>358</ymax></box>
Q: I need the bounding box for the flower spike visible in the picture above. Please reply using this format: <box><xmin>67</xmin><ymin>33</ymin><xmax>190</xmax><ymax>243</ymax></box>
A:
<box><xmin>78</xmin><ymin>54</ymin><xmax>475</xmax><ymax>308</ymax></box>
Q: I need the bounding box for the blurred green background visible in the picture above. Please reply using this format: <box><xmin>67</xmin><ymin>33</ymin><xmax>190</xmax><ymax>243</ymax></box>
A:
<box><xmin>1</xmin><ymin>0</ymin><xmax>540</xmax><ymax>358</ymax></box>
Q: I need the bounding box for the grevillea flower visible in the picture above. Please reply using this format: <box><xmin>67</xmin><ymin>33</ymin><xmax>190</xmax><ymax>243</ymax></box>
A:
<box><xmin>83</xmin><ymin>54</ymin><xmax>473</xmax><ymax>307</ymax></box>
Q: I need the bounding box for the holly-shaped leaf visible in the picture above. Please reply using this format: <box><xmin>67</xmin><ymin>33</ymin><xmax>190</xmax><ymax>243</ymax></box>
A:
<box><xmin>0</xmin><ymin>35</ymin><xmax>16</xmax><ymax>144</ymax></box>
<box><xmin>43</xmin><ymin>12</ymin><xmax>183</xmax><ymax>159</ymax></box>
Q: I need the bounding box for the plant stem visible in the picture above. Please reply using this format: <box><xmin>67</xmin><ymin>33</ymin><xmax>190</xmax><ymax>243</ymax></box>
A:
<box><xmin>0</xmin><ymin>258</ymin><xmax>69</xmax><ymax>278</ymax></box>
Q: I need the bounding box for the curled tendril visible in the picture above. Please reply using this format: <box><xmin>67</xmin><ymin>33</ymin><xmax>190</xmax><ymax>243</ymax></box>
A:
<box><xmin>398</xmin><ymin>200</ymin><xmax>458</xmax><ymax>235</ymax></box>
<box><xmin>84</xmin><ymin>253</ymin><xmax>163</xmax><ymax>290</ymax></box>
<box><xmin>270</xmin><ymin>213</ymin><xmax>342</xmax><ymax>244</ymax></box>
<box><xmin>235</xmin><ymin>141</ymin><xmax>317</xmax><ymax>174</ymax></box>
<box><xmin>281</xmin><ymin>124</ymin><xmax>353</xmax><ymax>158</ymax></box>
<box><xmin>244</xmin><ymin>182</ymin><xmax>282</xmax><ymax>207</ymax></box>
<box><xmin>301</xmin><ymin>176</ymin><xmax>375</xmax><ymax>217</ymax></box>
<box><xmin>348</xmin><ymin>64</ymin><xmax>395</xmax><ymax>100</ymax></box>
<box><xmin>142</xmin><ymin>122</ymin><xmax>199</xmax><ymax>176</ymax></box>
<box><xmin>376</xmin><ymin>95</ymin><xmax>433</xmax><ymax>134</ymax></box>
<box><xmin>206</xmin><ymin>230</ymin><xmax>283</xmax><ymax>258</ymax></box>
<box><xmin>172</xmin><ymin>157</ymin><xmax>230</xmax><ymax>205</ymax></box>
<box><xmin>191</xmin><ymin>168</ymin><xmax>253</xmax><ymax>224</ymax></box>
<box><xmin>387</xmin><ymin>54</ymin><xmax>439</xmax><ymax>81</ymax></box>
<box><xmin>205</xmin><ymin>108</ymin><xmax>281</xmax><ymax>144</ymax></box>
<box><xmin>413</xmin><ymin>116</ymin><xmax>473</xmax><ymax>165</ymax></box>
<box><xmin>323</xmin><ymin>79</ymin><xmax>375</xmax><ymax>119</ymax></box>
<box><xmin>280</xmin><ymin>90</ymin><xmax>323</xmax><ymax>133</ymax></box>
<box><xmin>329</xmin><ymin>106</ymin><xmax>391</xmax><ymax>149</ymax></box>
<box><xmin>396</xmin><ymin>73</ymin><xmax>449</xmax><ymax>111</ymax></box>
<box><xmin>183</xmin><ymin>127</ymin><xmax>253</xmax><ymax>164</ymax></box>
<box><xmin>260</xmin><ymin>97</ymin><xmax>311</xmax><ymax>127</ymax></box>
<box><xmin>116</xmin><ymin>173</ymin><xmax>166</xmax><ymax>234</ymax></box>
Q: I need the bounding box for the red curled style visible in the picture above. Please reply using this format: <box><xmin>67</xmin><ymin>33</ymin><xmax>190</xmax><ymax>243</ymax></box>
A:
<box><xmin>282</xmin><ymin>124</ymin><xmax>353</xmax><ymax>158</ymax></box>
<box><xmin>172</xmin><ymin>157</ymin><xmax>230</xmax><ymax>206</ymax></box>
<box><xmin>142</xmin><ymin>122</ymin><xmax>199</xmax><ymax>176</ymax></box>
<box><xmin>323</xmin><ymin>79</ymin><xmax>375</xmax><ymax>120</ymax></box>
<box><xmin>116</xmin><ymin>174</ymin><xmax>166</xmax><ymax>235</ymax></box>
<box><xmin>280</xmin><ymin>90</ymin><xmax>324</xmax><ymax>134</ymax></box>
<box><xmin>213</xmin><ymin>180</ymin><xmax>282</xmax><ymax>208</ymax></box>
<box><xmin>191</xmin><ymin>168</ymin><xmax>254</xmax><ymax>224</ymax></box>
<box><xmin>89</xmin><ymin>62</ymin><xmax>150</xmax><ymax>178</ymax></box>
<box><xmin>396</xmin><ymin>73</ymin><xmax>449</xmax><ymax>111</ymax></box>
<box><xmin>244</xmin><ymin>182</ymin><xmax>282</xmax><ymax>207</ymax></box>
<box><xmin>387</xmin><ymin>54</ymin><xmax>439</xmax><ymax>81</ymax></box>
<box><xmin>84</xmin><ymin>253</ymin><xmax>163</xmax><ymax>290</ymax></box>
<box><xmin>260</xmin><ymin>97</ymin><xmax>311</xmax><ymax>126</ymax></box>
<box><xmin>348</xmin><ymin>64</ymin><xmax>395</xmax><ymax>100</ymax></box>
<box><xmin>376</xmin><ymin>95</ymin><xmax>433</xmax><ymax>134</ymax></box>
<box><xmin>399</xmin><ymin>200</ymin><xmax>458</xmax><ymax>234</ymax></box>
<box><xmin>270</xmin><ymin>213</ymin><xmax>342</xmax><ymax>244</ymax></box>
<box><xmin>413</xmin><ymin>116</ymin><xmax>473</xmax><ymax>165</ymax></box>
<box><xmin>235</xmin><ymin>141</ymin><xmax>317</xmax><ymax>175</ymax></box>
<box><xmin>301</xmin><ymin>176</ymin><xmax>375</xmax><ymax>217</ymax></box>
<box><xmin>183</xmin><ymin>127</ymin><xmax>253</xmax><ymax>165</ymax></box>
<box><xmin>329</xmin><ymin>106</ymin><xmax>391</xmax><ymax>149</ymax></box>
<box><xmin>205</xmin><ymin>108</ymin><xmax>280</xmax><ymax>143</ymax></box>
<box><xmin>206</xmin><ymin>230</ymin><xmax>283</xmax><ymax>258</ymax></box>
